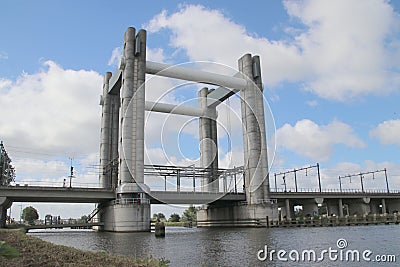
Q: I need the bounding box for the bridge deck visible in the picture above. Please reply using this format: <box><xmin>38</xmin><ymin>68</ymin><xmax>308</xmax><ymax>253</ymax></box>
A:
<box><xmin>25</xmin><ymin>222</ymin><xmax>104</xmax><ymax>231</ymax></box>
<box><xmin>0</xmin><ymin>186</ymin><xmax>115</xmax><ymax>203</ymax></box>
<box><xmin>1</xmin><ymin>186</ymin><xmax>399</xmax><ymax>205</ymax></box>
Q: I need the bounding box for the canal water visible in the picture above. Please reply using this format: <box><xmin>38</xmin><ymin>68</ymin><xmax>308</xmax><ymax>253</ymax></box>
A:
<box><xmin>30</xmin><ymin>225</ymin><xmax>399</xmax><ymax>266</ymax></box>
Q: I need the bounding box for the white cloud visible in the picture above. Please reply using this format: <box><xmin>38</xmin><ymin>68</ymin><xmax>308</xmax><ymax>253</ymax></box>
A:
<box><xmin>0</xmin><ymin>60</ymin><xmax>102</xmax><ymax>157</ymax></box>
<box><xmin>12</xmin><ymin>158</ymin><xmax>68</xmax><ymax>184</ymax></box>
<box><xmin>284</xmin><ymin>0</ymin><xmax>400</xmax><ymax>100</ymax></box>
<box><xmin>0</xmin><ymin>78</ymin><xmax>12</xmax><ymax>90</ymax></box>
<box><xmin>107</xmin><ymin>47</ymin><xmax>122</xmax><ymax>66</ymax></box>
<box><xmin>276</xmin><ymin>119</ymin><xmax>365</xmax><ymax>161</ymax></box>
<box><xmin>306</xmin><ymin>100</ymin><xmax>318</xmax><ymax>107</ymax></box>
<box><xmin>147</xmin><ymin>47</ymin><xmax>166</xmax><ymax>62</ymax></box>
<box><xmin>146</xmin><ymin>5</ymin><xmax>306</xmax><ymax>86</ymax></box>
<box><xmin>370</xmin><ymin>119</ymin><xmax>400</xmax><ymax>145</ymax></box>
<box><xmin>218</xmin><ymin>146</ymin><xmax>244</xmax><ymax>169</ymax></box>
<box><xmin>146</xmin><ymin>1</ymin><xmax>400</xmax><ymax>101</ymax></box>
<box><xmin>0</xmin><ymin>51</ymin><xmax>8</xmax><ymax>61</ymax></box>
<box><xmin>108</xmin><ymin>46</ymin><xmax>166</xmax><ymax>67</ymax></box>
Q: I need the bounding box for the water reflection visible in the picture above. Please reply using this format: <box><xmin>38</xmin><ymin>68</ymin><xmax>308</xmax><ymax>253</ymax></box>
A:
<box><xmin>30</xmin><ymin>225</ymin><xmax>399</xmax><ymax>267</ymax></box>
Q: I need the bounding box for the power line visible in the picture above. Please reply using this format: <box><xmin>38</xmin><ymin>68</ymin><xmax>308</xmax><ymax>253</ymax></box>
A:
<box><xmin>273</xmin><ymin>163</ymin><xmax>321</xmax><ymax>192</ymax></box>
<box><xmin>339</xmin><ymin>169</ymin><xmax>389</xmax><ymax>193</ymax></box>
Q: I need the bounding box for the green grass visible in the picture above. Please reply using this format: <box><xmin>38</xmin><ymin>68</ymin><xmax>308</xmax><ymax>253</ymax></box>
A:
<box><xmin>0</xmin><ymin>229</ymin><xmax>169</xmax><ymax>267</ymax></box>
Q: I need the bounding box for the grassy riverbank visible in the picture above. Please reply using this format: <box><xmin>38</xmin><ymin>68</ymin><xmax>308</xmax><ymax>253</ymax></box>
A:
<box><xmin>0</xmin><ymin>229</ymin><xmax>169</xmax><ymax>267</ymax></box>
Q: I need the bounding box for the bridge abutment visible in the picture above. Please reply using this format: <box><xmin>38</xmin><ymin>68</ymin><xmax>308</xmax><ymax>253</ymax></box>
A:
<box><xmin>386</xmin><ymin>199</ymin><xmax>400</xmax><ymax>213</ymax></box>
<box><xmin>0</xmin><ymin>197</ymin><xmax>11</xmax><ymax>228</ymax></box>
<box><xmin>197</xmin><ymin>201</ymin><xmax>278</xmax><ymax>227</ymax></box>
<box><xmin>343</xmin><ymin>198</ymin><xmax>371</xmax><ymax>216</ymax></box>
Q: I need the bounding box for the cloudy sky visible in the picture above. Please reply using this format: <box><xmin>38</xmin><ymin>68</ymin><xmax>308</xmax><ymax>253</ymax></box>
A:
<box><xmin>1</xmin><ymin>0</ymin><xmax>400</xmax><ymax>219</ymax></box>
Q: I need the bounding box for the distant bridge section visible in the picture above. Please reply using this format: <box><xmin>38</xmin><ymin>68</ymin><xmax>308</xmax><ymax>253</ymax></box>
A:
<box><xmin>0</xmin><ymin>186</ymin><xmax>115</xmax><ymax>203</ymax></box>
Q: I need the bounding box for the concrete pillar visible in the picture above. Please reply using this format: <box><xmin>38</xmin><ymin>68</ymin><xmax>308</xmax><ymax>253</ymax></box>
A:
<box><xmin>302</xmin><ymin>201</ymin><xmax>319</xmax><ymax>217</ymax></box>
<box><xmin>338</xmin><ymin>198</ymin><xmax>344</xmax><ymax>217</ymax></box>
<box><xmin>285</xmin><ymin>199</ymin><xmax>292</xmax><ymax>220</ymax></box>
<box><xmin>326</xmin><ymin>200</ymin><xmax>339</xmax><ymax>216</ymax></box>
<box><xmin>382</xmin><ymin>199</ymin><xmax>387</xmax><ymax>214</ymax></box>
<box><xmin>0</xmin><ymin>197</ymin><xmax>11</xmax><ymax>228</ymax></box>
<box><xmin>132</xmin><ymin>29</ymin><xmax>146</xmax><ymax>185</ymax></box>
<box><xmin>385</xmin><ymin>199</ymin><xmax>400</xmax><ymax>213</ymax></box>
<box><xmin>118</xmin><ymin>27</ymin><xmax>147</xmax><ymax>185</ymax></box>
<box><xmin>199</xmin><ymin>87</ymin><xmax>218</xmax><ymax>192</ymax></box>
<box><xmin>0</xmin><ymin>206</ymin><xmax>7</xmax><ymax>228</ymax></box>
<box><xmin>238</xmin><ymin>54</ymin><xmax>269</xmax><ymax>204</ymax></box>
<box><xmin>369</xmin><ymin>199</ymin><xmax>380</xmax><ymax>214</ymax></box>
<box><xmin>119</xmin><ymin>27</ymin><xmax>136</xmax><ymax>185</ymax></box>
<box><xmin>103</xmin><ymin>27</ymin><xmax>150</xmax><ymax>232</ymax></box>
<box><xmin>347</xmin><ymin>198</ymin><xmax>371</xmax><ymax>216</ymax></box>
<box><xmin>110</xmin><ymin>94</ymin><xmax>120</xmax><ymax>189</ymax></box>
<box><xmin>100</xmin><ymin>72</ymin><xmax>112</xmax><ymax>188</ymax></box>
<box><xmin>252</xmin><ymin>56</ymin><xmax>270</xmax><ymax>200</ymax></box>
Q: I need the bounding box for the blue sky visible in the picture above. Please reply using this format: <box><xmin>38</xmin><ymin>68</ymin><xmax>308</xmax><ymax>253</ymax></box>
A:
<box><xmin>1</xmin><ymin>0</ymin><xmax>400</xmax><ymax>218</ymax></box>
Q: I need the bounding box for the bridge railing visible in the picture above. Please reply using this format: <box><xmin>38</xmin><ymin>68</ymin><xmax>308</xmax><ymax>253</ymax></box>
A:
<box><xmin>236</xmin><ymin>199</ymin><xmax>278</xmax><ymax>206</ymax></box>
<box><xmin>110</xmin><ymin>198</ymin><xmax>151</xmax><ymax>205</ymax></box>
<box><xmin>8</xmin><ymin>181</ymin><xmax>107</xmax><ymax>189</ymax></box>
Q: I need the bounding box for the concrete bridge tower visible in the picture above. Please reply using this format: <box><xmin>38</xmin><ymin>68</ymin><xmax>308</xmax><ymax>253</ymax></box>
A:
<box><xmin>99</xmin><ymin>28</ymin><xmax>150</xmax><ymax>232</ymax></box>
<box><xmin>98</xmin><ymin>26</ymin><xmax>276</xmax><ymax>231</ymax></box>
<box><xmin>196</xmin><ymin>54</ymin><xmax>276</xmax><ymax>227</ymax></box>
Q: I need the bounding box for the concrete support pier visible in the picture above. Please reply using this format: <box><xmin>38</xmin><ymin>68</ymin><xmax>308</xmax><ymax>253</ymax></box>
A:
<box><xmin>239</xmin><ymin>54</ymin><xmax>269</xmax><ymax>204</ymax></box>
<box><xmin>99</xmin><ymin>27</ymin><xmax>150</xmax><ymax>232</ymax></box>
<box><xmin>0</xmin><ymin>197</ymin><xmax>11</xmax><ymax>228</ymax></box>
<box><xmin>198</xmin><ymin>87</ymin><xmax>219</xmax><ymax>192</ymax></box>
<box><xmin>197</xmin><ymin>54</ymin><xmax>278</xmax><ymax>227</ymax></box>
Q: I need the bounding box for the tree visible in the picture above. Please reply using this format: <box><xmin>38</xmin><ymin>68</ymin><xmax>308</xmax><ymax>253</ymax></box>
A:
<box><xmin>168</xmin><ymin>213</ymin><xmax>181</xmax><ymax>222</ymax></box>
<box><xmin>0</xmin><ymin>142</ymin><xmax>16</xmax><ymax>186</ymax></box>
<box><xmin>21</xmin><ymin>206</ymin><xmax>39</xmax><ymax>225</ymax></box>
<box><xmin>182</xmin><ymin>205</ymin><xmax>196</xmax><ymax>223</ymax></box>
<box><xmin>152</xmin><ymin>212</ymin><xmax>166</xmax><ymax>221</ymax></box>
<box><xmin>79</xmin><ymin>215</ymin><xmax>88</xmax><ymax>223</ymax></box>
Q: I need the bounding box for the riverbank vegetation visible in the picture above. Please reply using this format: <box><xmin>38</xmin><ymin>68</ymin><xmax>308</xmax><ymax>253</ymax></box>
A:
<box><xmin>0</xmin><ymin>229</ymin><xmax>169</xmax><ymax>267</ymax></box>
<box><xmin>152</xmin><ymin>205</ymin><xmax>197</xmax><ymax>227</ymax></box>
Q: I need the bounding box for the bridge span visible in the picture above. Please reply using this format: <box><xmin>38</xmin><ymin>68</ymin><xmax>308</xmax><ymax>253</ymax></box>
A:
<box><xmin>0</xmin><ymin>185</ymin><xmax>245</xmax><ymax>205</ymax></box>
<box><xmin>2</xmin><ymin>185</ymin><xmax>400</xmax><ymax>227</ymax></box>
<box><xmin>3</xmin><ymin>185</ymin><xmax>399</xmax><ymax>203</ymax></box>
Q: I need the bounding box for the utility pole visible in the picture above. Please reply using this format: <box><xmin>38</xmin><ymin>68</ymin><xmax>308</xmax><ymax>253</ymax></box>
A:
<box><xmin>339</xmin><ymin>169</ymin><xmax>387</xmax><ymax>192</ymax></box>
<box><xmin>317</xmin><ymin>163</ymin><xmax>321</xmax><ymax>192</ymax></box>
<box><xmin>384</xmin><ymin>168</ymin><xmax>390</xmax><ymax>193</ymax></box>
<box><xmin>68</xmin><ymin>157</ymin><xmax>74</xmax><ymax>188</ymax></box>
<box><xmin>282</xmin><ymin>175</ymin><xmax>287</xmax><ymax>192</ymax></box>
<box><xmin>274</xmin><ymin>163</ymin><xmax>320</xmax><ymax>192</ymax></box>
<box><xmin>360</xmin><ymin>174</ymin><xmax>365</xmax><ymax>193</ymax></box>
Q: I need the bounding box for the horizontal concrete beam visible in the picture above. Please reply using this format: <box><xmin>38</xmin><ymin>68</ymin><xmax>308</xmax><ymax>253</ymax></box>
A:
<box><xmin>149</xmin><ymin>191</ymin><xmax>245</xmax><ymax>204</ymax></box>
<box><xmin>206</xmin><ymin>73</ymin><xmax>243</xmax><ymax>108</ymax></box>
<box><xmin>146</xmin><ymin>61</ymin><xmax>247</xmax><ymax>90</ymax></box>
<box><xmin>145</xmin><ymin>101</ymin><xmax>206</xmax><ymax>117</ymax></box>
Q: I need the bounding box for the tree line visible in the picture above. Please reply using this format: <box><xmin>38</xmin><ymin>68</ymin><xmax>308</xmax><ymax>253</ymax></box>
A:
<box><xmin>152</xmin><ymin>205</ymin><xmax>196</xmax><ymax>223</ymax></box>
<box><xmin>16</xmin><ymin>205</ymin><xmax>198</xmax><ymax>225</ymax></box>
